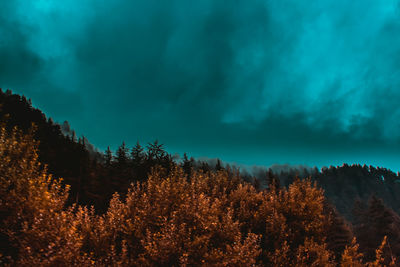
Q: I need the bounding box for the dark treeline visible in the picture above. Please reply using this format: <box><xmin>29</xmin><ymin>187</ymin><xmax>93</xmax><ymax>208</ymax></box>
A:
<box><xmin>0</xmin><ymin>89</ymin><xmax>238</xmax><ymax>211</ymax></box>
<box><xmin>255</xmin><ymin>164</ymin><xmax>400</xmax><ymax>262</ymax></box>
<box><xmin>1</xmin><ymin>89</ymin><xmax>399</xmax><ymax>265</ymax></box>
<box><xmin>0</xmin><ymin>89</ymin><xmax>96</xmax><ymax>206</ymax></box>
<box><xmin>255</xmin><ymin>164</ymin><xmax>400</xmax><ymax>220</ymax></box>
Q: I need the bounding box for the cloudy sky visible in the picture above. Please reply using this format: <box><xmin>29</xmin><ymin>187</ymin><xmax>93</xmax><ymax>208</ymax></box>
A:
<box><xmin>1</xmin><ymin>0</ymin><xmax>400</xmax><ymax>171</ymax></box>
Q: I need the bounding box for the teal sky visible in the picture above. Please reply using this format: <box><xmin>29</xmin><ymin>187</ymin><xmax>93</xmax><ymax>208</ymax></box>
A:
<box><xmin>1</xmin><ymin>0</ymin><xmax>399</xmax><ymax>171</ymax></box>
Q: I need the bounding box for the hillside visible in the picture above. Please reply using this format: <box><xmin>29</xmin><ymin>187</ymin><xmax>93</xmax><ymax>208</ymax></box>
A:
<box><xmin>1</xmin><ymin>90</ymin><xmax>399</xmax><ymax>265</ymax></box>
<box><xmin>255</xmin><ymin>164</ymin><xmax>400</xmax><ymax>220</ymax></box>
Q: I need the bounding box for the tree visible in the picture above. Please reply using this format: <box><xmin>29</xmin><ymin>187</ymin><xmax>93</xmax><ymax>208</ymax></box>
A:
<box><xmin>146</xmin><ymin>140</ymin><xmax>166</xmax><ymax>162</ymax></box>
<box><xmin>354</xmin><ymin>195</ymin><xmax>400</xmax><ymax>263</ymax></box>
<box><xmin>131</xmin><ymin>141</ymin><xmax>144</xmax><ymax>167</ymax></box>
<box><xmin>104</xmin><ymin>167</ymin><xmax>261</xmax><ymax>265</ymax></box>
<box><xmin>116</xmin><ymin>142</ymin><xmax>129</xmax><ymax>166</ymax></box>
<box><xmin>145</xmin><ymin>140</ymin><xmax>173</xmax><ymax>173</ymax></box>
<box><xmin>267</xmin><ymin>168</ymin><xmax>280</xmax><ymax>190</ymax></box>
<box><xmin>181</xmin><ymin>153</ymin><xmax>194</xmax><ymax>177</ymax></box>
<box><xmin>325</xmin><ymin>203</ymin><xmax>354</xmax><ymax>261</ymax></box>
<box><xmin>0</xmin><ymin>124</ymin><xmax>86</xmax><ymax>265</ymax></box>
<box><xmin>130</xmin><ymin>141</ymin><xmax>146</xmax><ymax>181</ymax></box>
<box><xmin>340</xmin><ymin>238</ymin><xmax>364</xmax><ymax>267</ymax></box>
<box><xmin>215</xmin><ymin>159</ymin><xmax>223</xmax><ymax>171</ymax></box>
<box><xmin>105</xmin><ymin>146</ymin><xmax>113</xmax><ymax>166</ymax></box>
<box><xmin>199</xmin><ymin>161</ymin><xmax>210</xmax><ymax>173</ymax></box>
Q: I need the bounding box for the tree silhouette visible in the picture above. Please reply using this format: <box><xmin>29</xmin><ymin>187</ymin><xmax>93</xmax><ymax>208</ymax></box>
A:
<box><xmin>131</xmin><ymin>141</ymin><xmax>144</xmax><ymax>167</ymax></box>
<box><xmin>181</xmin><ymin>153</ymin><xmax>194</xmax><ymax>177</ymax></box>
<box><xmin>116</xmin><ymin>142</ymin><xmax>129</xmax><ymax>167</ymax></box>
<box><xmin>105</xmin><ymin>146</ymin><xmax>113</xmax><ymax>166</ymax></box>
<box><xmin>354</xmin><ymin>195</ymin><xmax>400</xmax><ymax>262</ymax></box>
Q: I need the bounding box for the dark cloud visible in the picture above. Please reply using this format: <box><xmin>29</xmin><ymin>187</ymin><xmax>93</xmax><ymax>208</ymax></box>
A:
<box><xmin>0</xmin><ymin>0</ymin><xmax>399</xmax><ymax>170</ymax></box>
<box><xmin>0</xmin><ymin>2</ymin><xmax>42</xmax><ymax>88</ymax></box>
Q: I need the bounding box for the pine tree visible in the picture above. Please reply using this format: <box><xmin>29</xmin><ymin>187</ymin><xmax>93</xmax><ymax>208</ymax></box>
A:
<box><xmin>131</xmin><ymin>141</ymin><xmax>144</xmax><ymax>167</ymax></box>
<box><xmin>215</xmin><ymin>159</ymin><xmax>223</xmax><ymax>171</ymax></box>
<box><xmin>146</xmin><ymin>140</ymin><xmax>166</xmax><ymax>162</ymax></box>
<box><xmin>267</xmin><ymin>168</ymin><xmax>280</xmax><ymax>190</ymax></box>
<box><xmin>182</xmin><ymin>153</ymin><xmax>194</xmax><ymax>177</ymax></box>
<box><xmin>130</xmin><ymin>141</ymin><xmax>146</xmax><ymax>181</ymax></box>
<box><xmin>146</xmin><ymin>140</ymin><xmax>173</xmax><ymax>173</ymax></box>
<box><xmin>199</xmin><ymin>161</ymin><xmax>210</xmax><ymax>173</ymax></box>
<box><xmin>325</xmin><ymin>203</ymin><xmax>354</xmax><ymax>261</ymax></box>
<box><xmin>354</xmin><ymin>195</ymin><xmax>400</xmax><ymax>262</ymax></box>
<box><xmin>105</xmin><ymin>146</ymin><xmax>113</xmax><ymax>166</ymax></box>
<box><xmin>116</xmin><ymin>142</ymin><xmax>129</xmax><ymax>166</ymax></box>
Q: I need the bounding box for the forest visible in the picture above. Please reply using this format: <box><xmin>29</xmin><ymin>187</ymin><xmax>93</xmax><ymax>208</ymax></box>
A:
<box><xmin>1</xmin><ymin>89</ymin><xmax>399</xmax><ymax>266</ymax></box>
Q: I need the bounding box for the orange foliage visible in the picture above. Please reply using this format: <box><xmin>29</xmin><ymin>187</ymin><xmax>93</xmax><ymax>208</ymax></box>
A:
<box><xmin>0</xmin><ymin>125</ymin><xmax>397</xmax><ymax>266</ymax></box>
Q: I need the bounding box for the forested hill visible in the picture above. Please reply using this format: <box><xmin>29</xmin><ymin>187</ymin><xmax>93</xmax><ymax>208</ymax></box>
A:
<box><xmin>1</xmin><ymin>89</ymin><xmax>400</xmax><ymax>265</ymax></box>
<box><xmin>257</xmin><ymin>164</ymin><xmax>400</xmax><ymax>219</ymax></box>
<box><xmin>0</xmin><ymin>89</ymin><xmax>96</xmax><ymax>206</ymax></box>
<box><xmin>0</xmin><ymin>89</ymin><xmax>184</xmax><ymax>210</ymax></box>
<box><xmin>314</xmin><ymin>164</ymin><xmax>400</xmax><ymax>219</ymax></box>
<box><xmin>1</xmin><ymin>89</ymin><xmax>400</xmax><ymax>217</ymax></box>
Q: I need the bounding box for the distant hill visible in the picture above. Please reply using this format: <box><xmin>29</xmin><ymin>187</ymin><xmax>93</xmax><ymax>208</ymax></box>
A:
<box><xmin>254</xmin><ymin>164</ymin><xmax>400</xmax><ymax>220</ymax></box>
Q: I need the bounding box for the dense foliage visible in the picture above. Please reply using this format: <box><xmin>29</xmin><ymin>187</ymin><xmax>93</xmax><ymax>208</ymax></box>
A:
<box><xmin>0</xmin><ymin>125</ymin><xmax>398</xmax><ymax>266</ymax></box>
<box><xmin>1</xmin><ymin>90</ymin><xmax>399</xmax><ymax>265</ymax></box>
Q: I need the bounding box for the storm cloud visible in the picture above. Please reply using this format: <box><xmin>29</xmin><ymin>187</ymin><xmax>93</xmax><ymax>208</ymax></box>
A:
<box><xmin>1</xmin><ymin>0</ymin><xmax>399</xmax><ymax>170</ymax></box>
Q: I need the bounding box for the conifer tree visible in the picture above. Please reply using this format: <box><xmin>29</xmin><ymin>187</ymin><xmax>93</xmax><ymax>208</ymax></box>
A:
<box><xmin>215</xmin><ymin>158</ymin><xmax>223</xmax><ymax>171</ymax></box>
<box><xmin>146</xmin><ymin>140</ymin><xmax>166</xmax><ymax>162</ymax></box>
<box><xmin>354</xmin><ymin>195</ymin><xmax>400</xmax><ymax>262</ymax></box>
<box><xmin>182</xmin><ymin>153</ymin><xmax>194</xmax><ymax>177</ymax></box>
<box><xmin>325</xmin><ymin>203</ymin><xmax>354</xmax><ymax>261</ymax></box>
<box><xmin>116</xmin><ymin>141</ymin><xmax>129</xmax><ymax>166</ymax></box>
<box><xmin>131</xmin><ymin>141</ymin><xmax>144</xmax><ymax>167</ymax></box>
<box><xmin>200</xmin><ymin>161</ymin><xmax>211</xmax><ymax>172</ymax></box>
<box><xmin>105</xmin><ymin>146</ymin><xmax>113</xmax><ymax>166</ymax></box>
<box><xmin>267</xmin><ymin>168</ymin><xmax>280</xmax><ymax>190</ymax></box>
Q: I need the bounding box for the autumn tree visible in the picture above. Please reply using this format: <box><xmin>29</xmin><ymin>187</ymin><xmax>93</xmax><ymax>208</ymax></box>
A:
<box><xmin>0</xmin><ymin>124</ymin><xmax>90</xmax><ymax>265</ymax></box>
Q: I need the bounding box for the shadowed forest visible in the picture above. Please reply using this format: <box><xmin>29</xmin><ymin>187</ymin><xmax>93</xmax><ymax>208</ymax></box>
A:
<box><xmin>1</xmin><ymin>89</ymin><xmax>400</xmax><ymax>266</ymax></box>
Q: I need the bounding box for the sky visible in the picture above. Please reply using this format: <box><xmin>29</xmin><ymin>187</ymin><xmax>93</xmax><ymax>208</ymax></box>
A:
<box><xmin>0</xmin><ymin>0</ymin><xmax>400</xmax><ymax>171</ymax></box>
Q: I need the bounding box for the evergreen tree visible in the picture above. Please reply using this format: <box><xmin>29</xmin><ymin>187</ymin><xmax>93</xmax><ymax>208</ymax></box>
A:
<box><xmin>252</xmin><ymin>177</ymin><xmax>262</xmax><ymax>191</ymax></box>
<box><xmin>267</xmin><ymin>168</ymin><xmax>280</xmax><ymax>190</ymax></box>
<box><xmin>146</xmin><ymin>140</ymin><xmax>166</xmax><ymax>161</ymax></box>
<box><xmin>145</xmin><ymin>140</ymin><xmax>173</xmax><ymax>173</ymax></box>
<box><xmin>199</xmin><ymin>161</ymin><xmax>210</xmax><ymax>173</ymax></box>
<box><xmin>130</xmin><ymin>141</ymin><xmax>146</xmax><ymax>181</ymax></box>
<box><xmin>215</xmin><ymin>159</ymin><xmax>223</xmax><ymax>171</ymax></box>
<box><xmin>182</xmin><ymin>153</ymin><xmax>194</xmax><ymax>177</ymax></box>
<box><xmin>116</xmin><ymin>142</ymin><xmax>129</xmax><ymax>166</ymax></box>
<box><xmin>105</xmin><ymin>146</ymin><xmax>113</xmax><ymax>166</ymax></box>
<box><xmin>354</xmin><ymin>195</ymin><xmax>400</xmax><ymax>262</ymax></box>
<box><xmin>131</xmin><ymin>141</ymin><xmax>144</xmax><ymax>167</ymax></box>
<box><xmin>325</xmin><ymin>203</ymin><xmax>354</xmax><ymax>261</ymax></box>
